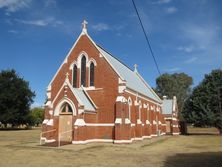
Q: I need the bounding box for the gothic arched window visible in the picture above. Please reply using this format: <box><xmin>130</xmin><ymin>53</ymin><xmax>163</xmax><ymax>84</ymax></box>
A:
<box><xmin>73</xmin><ymin>65</ymin><xmax>77</xmax><ymax>88</ymax></box>
<box><xmin>60</xmin><ymin>103</ymin><xmax>73</xmax><ymax>113</ymax></box>
<box><xmin>81</xmin><ymin>56</ymin><xmax>86</xmax><ymax>87</ymax></box>
<box><xmin>90</xmin><ymin>63</ymin><xmax>95</xmax><ymax>86</ymax></box>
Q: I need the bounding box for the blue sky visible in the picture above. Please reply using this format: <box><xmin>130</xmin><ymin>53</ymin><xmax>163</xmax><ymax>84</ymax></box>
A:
<box><xmin>0</xmin><ymin>0</ymin><xmax>222</xmax><ymax>107</ymax></box>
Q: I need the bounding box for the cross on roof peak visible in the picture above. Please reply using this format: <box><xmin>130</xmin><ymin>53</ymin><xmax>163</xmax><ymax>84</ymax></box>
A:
<box><xmin>82</xmin><ymin>20</ymin><xmax>88</xmax><ymax>34</ymax></box>
<box><xmin>134</xmin><ymin>64</ymin><xmax>138</xmax><ymax>72</ymax></box>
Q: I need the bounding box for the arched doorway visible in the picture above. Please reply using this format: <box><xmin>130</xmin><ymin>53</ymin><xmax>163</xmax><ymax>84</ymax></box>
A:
<box><xmin>59</xmin><ymin>102</ymin><xmax>73</xmax><ymax>144</ymax></box>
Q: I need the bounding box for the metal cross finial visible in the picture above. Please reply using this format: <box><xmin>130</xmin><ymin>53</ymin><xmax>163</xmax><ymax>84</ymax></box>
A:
<box><xmin>134</xmin><ymin>64</ymin><xmax>138</xmax><ymax>72</ymax></box>
<box><xmin>82</xmin><ymin>20</ymin><xmax>88</xmax><ymax>32</ymax></box>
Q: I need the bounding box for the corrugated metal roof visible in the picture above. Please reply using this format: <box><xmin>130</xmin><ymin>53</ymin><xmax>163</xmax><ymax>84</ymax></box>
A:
<box><xmin>72</xmin><ymin>88</ymin><xmax>95</xmax><ymax>111</ymax></box>
<box><xmin>162</xmin><ymin>99</ymin><xmax>173</xmax><ymax>114</ymax></box>
<box><xmin>97</xmin><ymin>45</ymin><xmax>161</xmax><ymax>103</ymax></box>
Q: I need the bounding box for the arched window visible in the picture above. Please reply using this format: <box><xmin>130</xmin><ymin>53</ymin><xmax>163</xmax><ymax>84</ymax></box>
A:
<box><xmin>139</xmin><ymin>101</ymin><xmax>142</xmax><ymax>120</ymax></box>
<box><xmin>128</xmin><ymin>97</ymin><xmax>132</xmax><ymax>120</ymax></box>
<box><xmin>60</xmin><ymin>103</ymin><xmax>73</xmax><ymax>113</ymax></box>
<box><xmin>81</xmin><ymin>56</ymin><xmax>86</xmax><ymax>87</ymax></box>
<box><xmin>90</xmin><ymin>63</ymin><xmax>95</xmax><ymax>86</ymax></box>
<box><xmin>73</xmin><ymin>65</ymin><xmax>77</xmax><ymax>88</ymax></box>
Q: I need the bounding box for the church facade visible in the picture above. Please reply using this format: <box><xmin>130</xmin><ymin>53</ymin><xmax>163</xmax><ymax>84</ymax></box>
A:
<box><xmin>41</xmin><ymin>21</ymin><xmax>167</xmax><ymax>145</ymax></box>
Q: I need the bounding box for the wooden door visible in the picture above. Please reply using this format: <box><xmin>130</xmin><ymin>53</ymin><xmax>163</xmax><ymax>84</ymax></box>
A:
<box><xmin>59</xmin><ymin>115</ymin><xmax>73</xmax><ymax>142</ymax></box>
<box><xmin>166</xmin><ymin>120</ymin><xmax>171</xmax><ymax>134</ymax></box>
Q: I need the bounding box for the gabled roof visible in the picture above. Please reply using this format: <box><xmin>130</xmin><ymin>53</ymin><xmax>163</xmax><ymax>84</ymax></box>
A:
<box><xmin>72</xmin><ymin>88</ymin><xmax>95</xmax><ymax>111</ymax></box>
<box><xmin>162</xmin><ymin>99</ymin><xmax>173</xmax><ymax>114</ymax></box>
<box><xmin>48</xmin><ymin>23</ymin><xmax>161</xmax><ymax>103</ymax></box>
<box><xmin>97</xmin><ymin>45</ymin><xmax>161</xmax><ymax>103</ymax></box>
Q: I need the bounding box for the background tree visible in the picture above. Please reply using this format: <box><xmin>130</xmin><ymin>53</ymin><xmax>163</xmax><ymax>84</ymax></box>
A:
<box><xmin>155</xmin><ymin>73</ymin><xmax>193</xmax><ymax>119</ymax></box>
<box><xmin>182</xmin><ymin>69</ymin><xmax>222</xmax><ymax>133</ymax></box>
<box><xmin>0</xmin><ymin>69</ymin><xmax>35</xmax><ymax>127</ymax></box>
<box><xmin>29</xmin><ymin>107</ymin><xmax>44</xmax><ymax>126</ymax></box>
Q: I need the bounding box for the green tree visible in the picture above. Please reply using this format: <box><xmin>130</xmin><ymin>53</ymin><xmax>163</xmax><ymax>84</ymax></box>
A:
<box><xmin>155</xmin><ymin>73</ymin><xmax>193</xmax><ymax>119</ymax></box>
<box><xmin>0</xmin><ymin>69</ymin><xmax>35</xmax><ymax>126</ymax></box>
<box><xmin>182</xmin><ymin>69</ymin><xmax>222</xmax><ymax>133</ymax></box>
<box><xmin>30</xmin><ymin>107</ymin><xmax>44</xmax><ymax>126</ymax></box>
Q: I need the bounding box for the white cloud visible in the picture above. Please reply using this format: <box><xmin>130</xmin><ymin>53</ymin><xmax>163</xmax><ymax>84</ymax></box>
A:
<box><xmin>182</xmin><ymin>24</ymin><xmax>220</xmax><ymax>50</ymax></box>
<box><xmin>184</xmin><ymin>57</ymin><xmax>197</xmax><ymax>64</ymax></box>
<box><xmin>178</xmin><ymin>46</ymin><xmax>194</xmax><ymax>53</ymax></box>
<box><xmin>44</xmin><ymin>0</ymin><xmax>57</xmax><ymax>8</ymax></box>
<box><xmin>153</xmin><ymin>0</ymin><xmax>172</xmax><ymax>5</ymax></box>
<box><xmin>15</xmin><ymin>17</ymin><xmax>63</xmax><ymax>27</ymax></box>
<box><xmin>0</xmin><ymin>0</ymin><xmax>31</xmax><ymax>13</ymax></box>
<box><xmin>8</xmin><ymin>29</ymin><xmax>18</xmax><ymax>33</ymax></box>
<box><xmin>165</xmin><ymin>7</ymin><xmax>177</xmax><ymax>14</ymax></box>
<box><xmin>92</xmin><ymin>23</ymin><xmax>111</xmax><ymax>31</ymax></box>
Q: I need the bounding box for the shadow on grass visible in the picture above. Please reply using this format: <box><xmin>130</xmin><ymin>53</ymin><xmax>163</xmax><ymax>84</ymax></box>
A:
<box><xmin>164</xmin><ymin>152</ymin><xmax>222</xmax><ymax>167</ymax></box>
<box><xmin>187</xmin><ymin>133</ymin><xmax>220</xmax><ymax>136</ymax></box>
<box><xmin>0</xmin><ymin>127</ymin><xmax>41</xmax><ymax>131</ymax></box>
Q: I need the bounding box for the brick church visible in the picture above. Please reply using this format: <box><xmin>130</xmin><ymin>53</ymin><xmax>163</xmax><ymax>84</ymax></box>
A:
<box><xmin>41</xmin><ymin>20</ymin><xmax>169</xmax><ymax>145</ymax></box>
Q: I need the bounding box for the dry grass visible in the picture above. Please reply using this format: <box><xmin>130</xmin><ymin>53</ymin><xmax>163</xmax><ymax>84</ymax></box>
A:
<box><xmin>0</xmin><ymin>127</ymin><xmax>222</xmax><ymax>167</ymax></box>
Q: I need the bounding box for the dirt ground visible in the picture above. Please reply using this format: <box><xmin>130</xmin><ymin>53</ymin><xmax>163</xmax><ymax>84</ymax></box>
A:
<box><xmin>0</xmin><ymin>127</ymin><xmax>222</xmax><ymax>167</ymax></box>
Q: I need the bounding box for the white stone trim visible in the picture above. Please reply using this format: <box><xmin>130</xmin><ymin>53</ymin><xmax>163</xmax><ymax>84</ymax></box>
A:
<box><xmin>165</xmin><ymin>117</ymin><xmax>178</xmax><ymax>121</ymax></box>
<box><xmin>72</xmin><ymin>139</ymin><xmax>113</xmax><ymax>144</ymax></box>
<box><xmin>131</xmin><ymin>123</ymin><xmax>135</xmax><ymax>127</ymax></box>
<box><xmin>172</xmin><ymin>132</ymin><xmax>180</xmax><ymax>135</ymax></box>
<box><xmin>134</xmin><ymin>100</ymin><xmax>139</xmax><ymax>106</ymax></box>
<box><xmin>142</xmin><ymin>135</ymin><xmax>152</xmax><ymax>139</ymax></box>
<box><xmin>134</xmin><ymin>137</ymin><xmax>143</xmax><ymax>141</ymax></box>
<box><xmin>151</xmin><ymin>134</ymin><xmax>158</xmax><ymax>137</ymax></box>
<box><xmin>87</xmin><ymin>58</ymin><xmax>97</xmax><ymax>67</ymax></box>
<box><xmin>49</xmin><ymin>110</ymin><xmax>53</xmax><ymax>115</ymax></box>
<box><xmin>142</xmin><ymin>124</ymin><xmax>145</xmax><ymax>126</ymax></box>
<box><xmin>158</xmin><ymin>121</ymin><xmax>162</xmax><ymax>125</ymax></box>
<box><xmin>85</xmin><ymin>123</ymin><xmax>114</xmax><ymax>126</ymax></box>
<box><xmin>77</xmin><ymin>51</ymin><xmax>89</xmax><ymax>68</ymax></box>
<box><xmin>145</xmin><ymin>120</ymin><xmax>150</xmax><ymax>125</ymax></box>
<box><xmin>41</xmin><ymin>137</ymin><xmax>56</xmax><ymax>143</ymax></box>
<box><xmin>172</xmin><ymin>125</ymin><xmax>179</xmax><ymax>128</ymax></box>
<box><xmin>45</xmin><ymin>100</ymin><xmax>52</xmax><ymax>108</ymax></box>
<box><xmin>69</xmin><ymin>60</ymin><xmax>77</xmax><ymax>70</ymax></box>
<box><xmin>42</xmin><ymin>119</ymin><xmax>49</xmax><ymax>124</ymax></box>
<box><xmin>74</xmin><ymin>119</ymin><xmax>86</xmax><ymax>126</ymax></box>
<box><xmin>137</xmin><ymin>119</ymin><xmax>142</xmax><ymax>124</ymax></box>
<box><xmin>116</xmin><ymin>96</ymin><xmax>127</xmax><ymax>102</ymax></box>
<box><xmin>118</xmin><ymin>85</ymin><xmax>126</xmax><ymax>93</ymax></box>
<box><xmin>118</xmin><ymin>78</ymin><xmax>126</xmax><ymax>84</ymax></box>
<box><xmin>114</xmin><ymin>139</ymin><xmax>133</xmax><ymax>144</ymax></box>
<box><xmin>47</xmin><ymin>119</ymin><xmax>53</xmax><ymax>126</ymax></box>
<box><xmin>153</xmin><ymin>120</ymin><xmax>157</xmax><ymax>125</ymax></box>
<box><xmin>125</xmin><ymin>118</ymin><xmax>131</xmax><ymax>124</ymax></box>
<box><xmin>115</xmin><ymin>118</ymin><xmax>122</xmax><ymax>124</ymax></box>
<box><xmin>54</xmin><ymin>97</ymin><xmax>77</xmax><ymax>116</ymax></box>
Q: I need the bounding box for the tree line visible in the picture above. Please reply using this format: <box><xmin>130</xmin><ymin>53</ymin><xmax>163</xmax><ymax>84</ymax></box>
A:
<box><xmin>0</xmin><ymin>70</ymin><xmax>43</xmax><ymax>128</ymax></box>
<box><xmin>0</xmin><ymin>69</ymin><xmax>221</xmax><ymax>132</ymax></box>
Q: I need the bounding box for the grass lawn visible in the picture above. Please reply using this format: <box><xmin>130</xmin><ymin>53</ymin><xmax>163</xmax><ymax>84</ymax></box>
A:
<box><xmin>0</xmin><ymin>127</ymin><xmax>222</xmax><ymax>167</ymax></box>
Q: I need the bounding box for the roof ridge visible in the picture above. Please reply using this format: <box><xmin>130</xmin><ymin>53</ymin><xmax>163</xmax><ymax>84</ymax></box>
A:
<box><xmin>96</xmin><ymin>44</ymin><xmax>134</xmax><ymax>72</ymax></box>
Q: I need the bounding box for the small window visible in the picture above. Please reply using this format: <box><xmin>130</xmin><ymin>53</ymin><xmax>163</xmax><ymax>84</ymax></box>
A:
<box><xmin>90</xmin><ymin>63</ymin><xmax>95</xmax><ymax>86</ymax></box>
<box><xmin>81</xmin><ymin>56</ymin><xmax>86</xmax><ymax>87</ymax></box>
<box><xmin>60</xmin><ymin>103</ymin><xmax>73</xmax><ymax>113</ymax></box>
<box><xmin>73</xmin><ymin>65</ymin><xmax>77</xmax><ymax>87</ymax></box>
